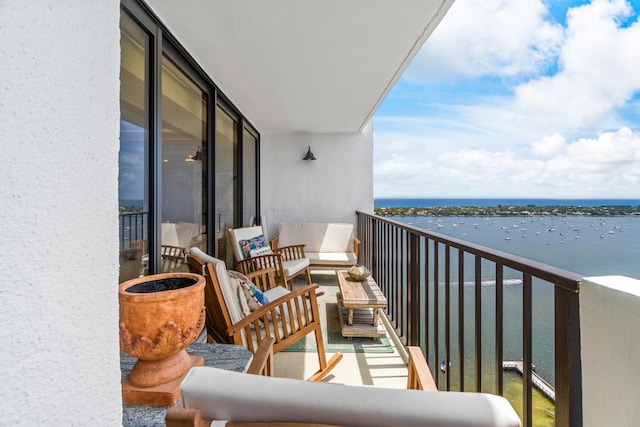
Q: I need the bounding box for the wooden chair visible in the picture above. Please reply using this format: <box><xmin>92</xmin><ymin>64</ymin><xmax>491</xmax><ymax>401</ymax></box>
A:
<box><xmin>184</xmin><ymin>248</ymin><xmax>342</xmax><ymax>382</ymax></box>
<box><xmin>227</xmin><ymin>226</ymin><xmax>311</xmax><ymax>290</ymax></box>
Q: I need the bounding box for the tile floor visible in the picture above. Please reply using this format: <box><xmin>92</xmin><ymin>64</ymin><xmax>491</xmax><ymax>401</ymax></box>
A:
<box><xmin>273</xmin><ymin>270</ymin><xmax>410</xmax><ymax>389</ymax></box>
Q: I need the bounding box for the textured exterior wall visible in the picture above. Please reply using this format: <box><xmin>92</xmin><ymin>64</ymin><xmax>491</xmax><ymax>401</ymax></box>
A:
<box><xmin>260</xmin><ymin>122</ymin><xmax>374</xmax><ymax>240</ymax></box>
<box><xmin>580</xmin><ymin>275</ymin><xmax>640</xmax><ymax>426</ymax></box>
<box><xmin>0</xmin><ymin>1</ymin><xmax>122</xmax><ymax>424</ymax></box>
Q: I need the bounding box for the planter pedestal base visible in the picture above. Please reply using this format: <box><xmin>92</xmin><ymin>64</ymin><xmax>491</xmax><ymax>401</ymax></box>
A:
<box><xmin>122</xmin><ymin>355</ymin><xmax>204</xmax><ymax>407</ymax></box>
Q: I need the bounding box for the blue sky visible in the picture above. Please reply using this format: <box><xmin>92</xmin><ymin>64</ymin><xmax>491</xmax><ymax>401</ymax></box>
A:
<box><xmin>373</xmin><ymin>0</ymin><xmax>640</xmax><ymax>199</ymax></box>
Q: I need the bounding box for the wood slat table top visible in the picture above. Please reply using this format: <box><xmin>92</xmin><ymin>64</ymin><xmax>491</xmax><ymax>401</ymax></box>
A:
<box><xmin>337</xmin><ymin>270</ymin><xmax>387</xmax><ymax>307</ymax></box>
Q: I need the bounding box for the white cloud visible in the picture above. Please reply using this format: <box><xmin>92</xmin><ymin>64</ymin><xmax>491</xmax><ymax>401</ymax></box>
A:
<box><xmin>513</xmin><ymin>0</ymin><xmax>640</xmax><ymax>130</ymax></box>
<box><xmin>374</xmin><ymin>1</ymin><xmax>640</xmax><ymax>198</ymax></box>
<box><xmin>406</xmin><ymin>0</ymin><xmax>563</xmax><ymax>81</ymax></box>
<box><xmin>374</xmin><ymin>128</ymin><xmax>640</xmax><ymax>198</ymax></box>
<box><xmin>532</xmin><ymin>133</ymin><xmax>567</xmax><ymax>157</ymax></box>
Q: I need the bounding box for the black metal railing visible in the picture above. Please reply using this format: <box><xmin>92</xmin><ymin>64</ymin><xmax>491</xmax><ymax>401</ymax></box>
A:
<box><xmin>357</xmin><ymin>211</ymin><xmax>583</xmax><ymax>427</ymax></box>
<box><xmin>119</xmin><ymin>211</ymin><xmax>148</xmax><ymax>250</ymax></box>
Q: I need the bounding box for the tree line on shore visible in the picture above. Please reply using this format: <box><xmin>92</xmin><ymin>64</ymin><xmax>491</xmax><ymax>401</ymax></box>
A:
<box><xmin>375</xmin><ymin>204</ymin><xmax>640</xmax><ymax>217</ymax></box>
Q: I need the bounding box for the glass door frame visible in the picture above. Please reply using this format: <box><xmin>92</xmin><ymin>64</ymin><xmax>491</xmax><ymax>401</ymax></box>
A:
<box><xmin>121</xmin><ymin>0</ymin><xmax>261</xmax><ymax>274</ymax></box>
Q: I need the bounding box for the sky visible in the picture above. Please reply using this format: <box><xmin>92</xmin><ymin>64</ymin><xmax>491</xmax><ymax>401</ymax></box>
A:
<box><xmin>373</xmin><ymin>0</ymin><xmax>640</xmax><ymax>199</ymax></box>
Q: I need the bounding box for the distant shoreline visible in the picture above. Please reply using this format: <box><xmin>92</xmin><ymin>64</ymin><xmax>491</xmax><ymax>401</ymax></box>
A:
<box><xmin>375</xmin><ymin>204</ymin><xmax>640</xmax><ymax>217</ymax></box>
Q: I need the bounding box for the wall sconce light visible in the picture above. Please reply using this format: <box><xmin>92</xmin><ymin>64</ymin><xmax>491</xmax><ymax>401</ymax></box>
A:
<box><xmin>302</xmin><ymin>146</ymin><xmax>317</xmax><ymax>161</ymax></box>
<box><xmin>185</xmin><ymin>147</ymin><xmax>203</xmax><ymax>162</ymax></box>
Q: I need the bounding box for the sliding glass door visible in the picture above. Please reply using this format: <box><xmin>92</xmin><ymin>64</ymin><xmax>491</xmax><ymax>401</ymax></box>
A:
<box><xmin>160</xmin><ymin>54</ymin><xmax>208</xmax><ymax>271</ymax></box>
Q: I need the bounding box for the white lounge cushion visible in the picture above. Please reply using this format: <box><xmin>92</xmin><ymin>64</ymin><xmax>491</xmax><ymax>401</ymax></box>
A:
<box><xmin>282</xmin><ymin>258</ymin><xmax>310</xmax><ymax>276</ymax></box>
<box><xmin>305</xmin><ymin>251</ymin><xmax>357</xmax><ymax>266</ymax></box>
<box><xmin>180</xmin><ymin>367</ymin><xmax>521</xmax><ymax>427</ymax></box>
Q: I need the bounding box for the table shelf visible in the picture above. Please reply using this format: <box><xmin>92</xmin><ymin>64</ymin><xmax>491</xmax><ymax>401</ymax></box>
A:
<box><xmin>337</xmin><ymin>292</ymin><xmax>386</xmax><ymax>338</ymax></box>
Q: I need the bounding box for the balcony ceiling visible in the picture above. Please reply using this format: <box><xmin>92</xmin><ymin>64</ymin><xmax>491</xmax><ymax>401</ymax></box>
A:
<box><xmin>145</xmin><ymin>0</ymin><xmax>454</xmax><ymax>134</ymax></box>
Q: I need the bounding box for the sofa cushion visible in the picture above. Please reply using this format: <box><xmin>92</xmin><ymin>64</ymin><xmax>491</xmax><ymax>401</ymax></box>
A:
<box><xmin>282</xmin><ymin>258</ymin><xmax>310</xmax><ymax>276</ymax></box>
<box><xmin>180</xmin><ymin>367</ymin><xmax>521</xmax><ymax>427</ymax></box>
<box><xmin>278</xmin><ymin>223</ymin><xmax>354</xmax><ymax>253</ymax></box>
<box><xmin>305</xmin><ymin>251</ymin><xmax>357</xmax><ymax>266</ymax></box>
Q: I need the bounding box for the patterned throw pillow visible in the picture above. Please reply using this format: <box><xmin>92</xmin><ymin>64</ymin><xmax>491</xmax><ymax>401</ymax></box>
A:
<box><xmin>228</xmin><ymin>270</ymin><xmax>267</xmax><ymax>312</ymax></box>
<box><xmin>239</xmin><ymin>234</ymin><xmax>272</xmax><ymax>259</ymax></box>
<box><xmin>226</xmin><ymin>272</ymin><xmax>252</xmax><ymax>318</ymax></box>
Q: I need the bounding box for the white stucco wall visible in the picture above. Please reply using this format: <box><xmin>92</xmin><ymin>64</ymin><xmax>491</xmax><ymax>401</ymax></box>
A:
<box><xmin>580</xmin><ymin>275</ymin><xmax>640</xmax><ymax>426</ymax></box>
<box><xmin>0</xmin><ymin>1</ymin><xmax>122</xmax><ymax>425</ymax></box>
<box><xmin>260</xmin><ymin>122</ymin><xmax>374</xmax><ymax>240</ymax></box>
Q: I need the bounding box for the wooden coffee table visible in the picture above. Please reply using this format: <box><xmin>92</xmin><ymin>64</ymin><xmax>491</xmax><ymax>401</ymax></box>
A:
<box><xmin>336</xmin><ymin>270</ymin><xmax>387</xmax><ymax>338</ymax></box>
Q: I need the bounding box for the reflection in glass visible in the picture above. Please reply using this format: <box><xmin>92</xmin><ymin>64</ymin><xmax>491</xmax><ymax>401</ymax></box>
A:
<box><xmin>160</xmin><ymin>55</ymin><xmax>208</xmax><ymax>271</ymax></box>
<box><xmin>119</xmin><ymin>12</ymin><xmax>149</xmax><ymax>282</ymax></box>
<box><xmin>215</xmin><ymin>105</ymin><xmax>238</xmax><ymax>265</ymax></box>
<box><xmin>243</xmin><ymin>129</ymin><xmax>257</xmax><ymax>227</ymax></box>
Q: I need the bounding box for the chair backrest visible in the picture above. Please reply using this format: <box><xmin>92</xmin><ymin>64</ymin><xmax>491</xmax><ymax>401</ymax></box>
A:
<box><xmin>130</xmin><ymin>239</ymin><xmax>147</xmax><ymax>255</ymax></box>
<box><xmin>161</xmin><ymin>244</ymin><xmax>185</xmax><ymax>272</ymax></box>
<box><xmin>187</xmin><ymin>247</ymin><xmax>242</xmax><ymax>324</ymax></box>
<box><xmin>278</xmin><ymin>223</ymin><xmax>354</xmax><ymax>253</ymax></box>
<box><xmin>185</xmin><ymin>251</ymin><xmax>233</xmax><ymax>344</ymax></box>
<box><xmin>228</xmin><ymin>226</ymin><xmax>272</xmax><ymax>262</ymax></box>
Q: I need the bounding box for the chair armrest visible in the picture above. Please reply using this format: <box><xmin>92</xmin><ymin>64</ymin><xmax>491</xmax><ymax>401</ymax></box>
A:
<box><xmin>353</xmin><ymin>238</ymin><xmax>361</xmax><ymax>262</ymax></box>
<box><xmin>165</xmin><ymin>407</ymin><xmax>211</xmax><ymax>427</ymax></box>
<box><xmin>276</xmin><ymin>244</ymin><xmax>307</xmax><ymax>260</ymax></box>
<box><xmin>227</xmin><ymin>284</ymin><xmax>320</xmax><ymax>352</ymax></box>
<box><xmin>406</xmin><ymin>346</ymin><xmax>437</xmax><ymax>391</ymax></box>
<box><xmin>246</xmin><ymin>336</ymin><xmax>275</xmax><ymax>376</ymax></box>
<box><xmin>269</xmin><ymin>237</ymin><xmax>279</xmax><ymax>250</ymax></box>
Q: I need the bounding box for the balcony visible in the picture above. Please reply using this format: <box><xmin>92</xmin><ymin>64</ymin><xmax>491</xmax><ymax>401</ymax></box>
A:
<box><xmin>115</xmin><ymin>211</ymin><xmax>640</xmax><ymax>426</ymax></box>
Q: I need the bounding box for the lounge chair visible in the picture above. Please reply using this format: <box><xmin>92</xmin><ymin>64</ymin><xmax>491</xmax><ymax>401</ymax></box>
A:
<box><xmin>228</xmin><ymin>226</ymin><xmax>311</xmax><ymax>289</ymax></box>
<box><xmin>164</xmin><ymin>347</ymin><xmax>521</xmax><ymax>427</ymax></box>
<box><xmin>184</xmin><ymin>247</ymin><xmax>342</xmax><ymax>382</ymax></box>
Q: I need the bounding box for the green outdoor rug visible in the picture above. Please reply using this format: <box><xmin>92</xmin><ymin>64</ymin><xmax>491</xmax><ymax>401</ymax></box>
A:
<box><xmin>282</xmin><ymin>302</ymin><xmax>393</xmax><ymax>354</ymax></box>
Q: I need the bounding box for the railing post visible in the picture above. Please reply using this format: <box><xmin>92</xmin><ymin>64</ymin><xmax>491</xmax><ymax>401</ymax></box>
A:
<box><xmin>495</xmin><ymin>264</ymin><xmax>504</xmax><ymax>396</ymax></box>
<box><xmin>555</xmin><ymin>286</ymin><xmax>583</xmax><ymax>427</ymax></box>
<box><xmin>408</xmin><ymin>232</ymin><xmax>420</xmax><ymax>345</ymax></box>
<box><xmin>475</xmin><ymin>255</ymin><xmax>482</xmax><ymax>392</ymax></box>
<box><xmin>523</xmin><ymin>274</ymin><xmax>533</xmax><ymax>427</ymax></box>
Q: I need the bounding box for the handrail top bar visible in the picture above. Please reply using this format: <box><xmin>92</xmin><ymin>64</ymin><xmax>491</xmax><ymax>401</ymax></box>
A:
<box><xmin>357</xmin><ymin>211</ymin><xmax>582</xmax><ymax>293</ymax></box>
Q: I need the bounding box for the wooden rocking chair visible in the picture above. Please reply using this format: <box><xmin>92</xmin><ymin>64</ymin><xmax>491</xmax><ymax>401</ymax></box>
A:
<box><xmin>227</xmin><ymin>226</ymin><xmax>311</xmax><ymax>289</ymax></box>
<box><xmin>184</xmin><ymin>247</ymin><xmax>342</xmax><ymax>382</ymax></box>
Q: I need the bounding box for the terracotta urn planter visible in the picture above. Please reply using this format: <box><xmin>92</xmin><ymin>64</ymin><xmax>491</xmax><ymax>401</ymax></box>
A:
<box><xmin>119</xmin><ymin>272</ymin><xmax>205</xmax><ymax>405</ymax></box>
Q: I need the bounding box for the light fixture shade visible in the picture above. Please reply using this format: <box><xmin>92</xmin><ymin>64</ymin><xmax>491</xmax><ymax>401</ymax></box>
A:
<box><xmin>185</xmin><ymin>147</ymin><xmax>203</xmax><ymax>162</ymax></box>
<box><xmin>303</xmin><ymin>146</ymin><xmax>317</xmax><ymax>161</ymax></box>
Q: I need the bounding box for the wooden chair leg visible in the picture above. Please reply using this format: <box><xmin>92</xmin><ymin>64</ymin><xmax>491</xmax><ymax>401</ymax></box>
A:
<box><xmin>306</xmin><ymin>324</ymin><xmax>343</xmax><ymax>382</ymax></box>
<box><xmin>304</xmin><ymin>266</ymin><xmax>312</xmax><ymax>285</ymax></box>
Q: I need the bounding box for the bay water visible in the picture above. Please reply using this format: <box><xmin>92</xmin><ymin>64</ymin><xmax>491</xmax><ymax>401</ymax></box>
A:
<box><xmin>375</xmin><ymin>199</ymin><xmax>640</xmax><ymax>424</ymax></box>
